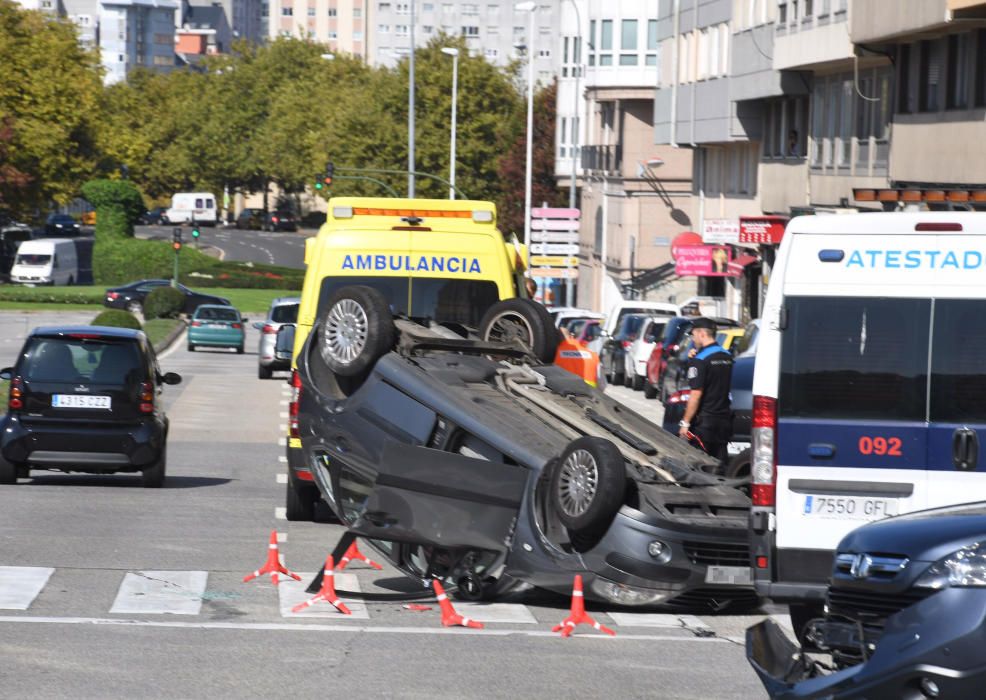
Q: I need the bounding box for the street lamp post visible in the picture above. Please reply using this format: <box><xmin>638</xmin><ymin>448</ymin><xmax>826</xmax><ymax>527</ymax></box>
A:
<box><xmin>515</xmin><ymin>1</ymin><xmax>537</xmax><ymax>273</ymax></box>
<box><xmin>562</xmin><ymin>0</ymin><xmax>582</xmax><ymax>307</ymax></box>
<box><xmin>408</xmin><ymin>0</ymin><xmax>416</xmax><ymax>198</ymax></box>
<box><xmin>441</xmin><ymin>47</ymin><xmax>459</xmax><ymax>200</ymax></box>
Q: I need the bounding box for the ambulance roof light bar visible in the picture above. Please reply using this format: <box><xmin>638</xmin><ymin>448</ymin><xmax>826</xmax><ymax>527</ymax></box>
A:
<box><xmin>331</xmin><ymin>205</ymin><xmax>495</xmax><ymax>224</ymax></box>
<box><xmin>854</xmin><ymin>188</ymin><xmax>986</xmax><ymax>204</ymax></box>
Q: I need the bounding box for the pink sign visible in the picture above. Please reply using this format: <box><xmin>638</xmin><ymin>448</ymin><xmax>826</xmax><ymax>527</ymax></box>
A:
<box><xmin>674</xmin><ymin>245</ymin><xmax>733</xmax><ymax>277</ymax></box>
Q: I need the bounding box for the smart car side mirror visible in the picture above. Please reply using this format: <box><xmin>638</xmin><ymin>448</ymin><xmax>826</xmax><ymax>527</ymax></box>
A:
<box><xmin>161</xmin><ymin>372</ymin><xmax>182</xmax><ymax>385</ymax></box>
<box><xmin>0</xmin><ymin>367</ymin><xmax>12</xmax><ymax>380</ymax></box>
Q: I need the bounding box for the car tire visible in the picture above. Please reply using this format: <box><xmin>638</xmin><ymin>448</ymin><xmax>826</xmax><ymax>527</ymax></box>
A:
<box><xmin>0</xmin><ymin>453</ymin><xmax>18</xmax><ymax>485</ymax></box>
<box><xmin>726</xmin><ymin>448</ymin><xmax>751</xmax><ymax>479</ymax></box>
<box><xmin>187</xmin><ymin>343</ymin><xmax>195</xmax><ymax>352</ymax></box>
<box><xmin>236</xmin><ymin>345</ymin><xmax>244</xmax><ymax>355</ymax></box>
<box><xmin>632</xmin><ymin>374</ymin><xmax>645</xmax><ymax>391</ymax></box>
<box><xmin>67</xmin><ymin>275</ymin><xmax>74</xmax><ymax>286</ymax></box>
<box><xmin>550</xmin><ymin>436</ymin><xmax>626</xmax><ymax>535</ymax></box>
<box><xmin>643</xmin><ymin>380</ymin><xmax>657</xmax><ymax>399</ymax></box>
<box><xmin>612</xmin><ymin>368</ymin><xmax>625</xmax><ymax>387</ymax></box>
<box><xmin>318</xmin><ymin>285</ymin><xmax>396</xmax><ymax>377</ymax></box>
<box><xmin>141</xmin><ymin>447</ymin><xmax>166</xmax><ymax>488</ymax></box>
<box><xmin>258</xmin><ymin>364</ymin><xmax>273</xmax><ymax>379</ymax></box>
<box><xmin>126</xmin><ymin>301</ymin><xmax>142</xmax><ymax>315</ymax></box>
<box><xmin>478</xmin><ymin>299</ymin><xmax>559</xmax><ymax>365</ymax></box>
<box><xmin>285</xmin><ymin>474</ymin><xmax>317</xmax><ymax>521</ymax></box>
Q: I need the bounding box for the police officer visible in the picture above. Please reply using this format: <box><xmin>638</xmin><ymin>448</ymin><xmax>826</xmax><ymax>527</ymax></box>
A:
<box><xmin>677</xmin><ymin>318</ymin><xmax>733</xmax><ymax>462</ymax></box>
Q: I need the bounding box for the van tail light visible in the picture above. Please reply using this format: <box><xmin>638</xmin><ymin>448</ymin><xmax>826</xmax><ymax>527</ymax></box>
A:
<box><xmin>751</xmin><ymin>395</ymin><xmax>778</xmax><ymax>507</ymax></box>
<box><xmin>262</xmin><ymin>324</ymin><xmax>277</xmax><ymax>335</ymax></box>
<box><xmin>191</xmin><ymin>321</ymin><xmax>202</xmax><ymax>327</ymax></box>
<box><xmin>139</xmin><ymin>381</ymin><xmax>154</xmax><ymax>413</ymax></box>
<box><xmin>289</xmin><ymin>369</ymin><xmax>302</xmax><ymax>439</ymax></box>
<box><xmin>8</xmin><ymin>376</ymin><xmax>24</xmax><ymax>411</ymax></box>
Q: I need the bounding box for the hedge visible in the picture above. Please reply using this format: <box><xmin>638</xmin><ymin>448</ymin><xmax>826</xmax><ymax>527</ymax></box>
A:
<box><xmin>0</xmin><ymin>287</ymin><xmax>104</xmax><ymax>304</ymax></box>
<box><xmin>143</xmin><ymin>286</ymin><xmax>186</xmax><ymax>319</ymax></box>
<box><xmin>91</xmin><ymin>309</ymin><xmax>142</xmax><ymax>330</ymax></box>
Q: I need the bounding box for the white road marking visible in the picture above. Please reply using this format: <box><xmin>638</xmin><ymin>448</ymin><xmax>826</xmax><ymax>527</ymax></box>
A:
<box><xmin>278</xmin><ymin>573</ymin><xmax>369</xmax><ymax>619</ymax></box>
<box><xmin>279</xmin><ymin>412</ymin><xmax>288</xmax><ymax>418</ymax></box>
<box><xmin>276</xmin><ymin>473</ymin><xmax>288</xmax><ymax>484</ymax></box>
<box><xmin>0</xmin><ymin>615</ymin><xmax>732</xmax><ymax>640</ymax></box>
<box><xmin>275</xmin><ymin>507</ymin><xmax>287</xmax><ymax>520</ymax></box>
<box><xmin>109</xmin><ymin>571</ymin><xmax>208</xmax><ymax>615</ymax></box>
<box><xmin>277</xmin><ymin>532</ymin><xmax>288</xmax><ymax>544</ymax></box>
<box><xmin>453</xmin><ymin>602</ymin><xmax>537</xmax><ymax>624</ymax></box>
<box><xmin>277</xmin><ymin>437</ymin><xmax>287</xmax><ymax>447</ymax></box>
<box><xmin>0</xmin><ymin>566</ymin><xmax>55</xmax><ymax>610</ymax></box>
<box><xmin>278</xmin><ymin>456</ymin><xmax>287</xmax><ymax>463</ymax></box>
<box><xmin>608</xmin><ymin>613</ymin><xmax>710</xmax><ymax>629</ymax></box>
<box><xmin>279</xmin><ymin>424</ymin><xmax>288</xmax><ymax>432</ymax></box>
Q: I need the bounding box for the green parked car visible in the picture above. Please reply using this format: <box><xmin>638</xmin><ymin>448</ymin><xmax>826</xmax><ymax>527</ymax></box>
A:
<box><xmin>188</xmin><ymin>305</ymin><xmax>247</xmax><ymax>353</ymax></box>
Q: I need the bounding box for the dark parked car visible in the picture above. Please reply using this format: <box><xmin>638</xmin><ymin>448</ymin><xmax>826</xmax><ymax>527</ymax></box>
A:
<box><xmin>264</xmin><ymin>211</ymin><xmax>297</xmax><ymax>232</ymax></box>
<box><xmin>0</xmin><ymin>227</ymin><xmax>33</xmax><ymax>279</ymax></box>
<box><xmin>645</xmin><ymin>316</ymin><xmax>740</xmax><ymax>402</ymax></box>
<box><xmin>41</xmin><ymin>213</ymin><xmax>81</xmax><ymax>237</ymax></box>
<box><xmin>138</xmin><ymin>207</ymin><xmax>168</xmax><ymax>225</ymax></box>
<box><xmin>600</xmin><ymin>313</ymin><xmax>648</xmax><ymax>386</ymax></box>
<box><xmin>748</xmin><ymin>501</ymin><xmax>986</xmax><ymax>698</ymax></box>
<box><xmin>292</xmin><ymin>286</ymin><xmax>755</xmax><ymax>608</ymax></box>
<box><xmin>103</xmin><ymin>279</ymin><xmax>231</xmax><ymax>315</ymax></box>
<box><xmin>0</xmin><ymin>326</ymin><xmax>181</xmax><ymax>486</ymax></box>
<box><xmin>235</xmin><ymin>208</ymin><xmax>266</xmax><ymax>230</ymax></box>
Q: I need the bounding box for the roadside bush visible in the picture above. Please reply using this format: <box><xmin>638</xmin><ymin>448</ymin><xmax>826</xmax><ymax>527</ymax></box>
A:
<box><xmin>81</xmin><ymin>179</ymin><xmax>145</xmax><ymax>237</ymax></box>
<box><xmin>143</xmin><ymin>286</ymin><xmax>185</xmax><ymax>319</ymax></box>
<box><xmin>0</xmin><ymin>287</ymin><xmax>104</xmax><ymax>304</ymax></box>
<box><xmin>91</xmin><ymin>309</ymin><xmax>141</xmax><ymax>330</ymax></box>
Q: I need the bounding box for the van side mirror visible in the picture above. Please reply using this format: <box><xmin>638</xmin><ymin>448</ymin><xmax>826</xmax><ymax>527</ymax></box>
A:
<box><xmin>161</xmin><ymin>372</ymin><xmax>182</xmax><ymax>385</ymax></box>
<box><xmin>0</xmin><ymin>367</ymin><xmax>12</xmax><ymax>381</ymax></box>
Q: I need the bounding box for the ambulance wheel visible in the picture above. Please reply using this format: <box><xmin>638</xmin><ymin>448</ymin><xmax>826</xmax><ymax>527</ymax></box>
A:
<box><xmin>643</xmin><ymin>381</ymin><xmax>658</xmax><ymax>399</ymax></box>
<box><xmin>550</xmin><ymin>437</ymin><xmax>626</xmax><ymax>535</ymax></box>
<box><xmin>318</xmin><ymin>285</ymin><xmax>396</xmax><ymax>377</ymax></box>
<box><xmin>479</xmin><ymin>299</ymin><xmax>559</xmax><ymax>364</ymax></box>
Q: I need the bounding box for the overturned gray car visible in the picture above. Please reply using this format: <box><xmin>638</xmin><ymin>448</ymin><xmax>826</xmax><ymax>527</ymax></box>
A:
<box><xmin>295</xmin><ymin>285</ymin><xmax>755</xmax><ymax>607</ymax></box>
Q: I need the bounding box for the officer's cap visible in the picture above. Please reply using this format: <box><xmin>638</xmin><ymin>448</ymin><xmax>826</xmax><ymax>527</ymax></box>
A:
<box><xmin>690</xmin><ymin>317</ymin><xmax>718</xmax><ymax>333</ymax></box>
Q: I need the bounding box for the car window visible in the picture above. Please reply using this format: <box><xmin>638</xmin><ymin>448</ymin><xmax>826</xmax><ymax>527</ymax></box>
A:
<box><xmin>930</xmin><ymin>299</ymin><xmax>986</xmax><ymax>423</ymax></box>
<box><xmin>409</xmin><ymin>278</ymin><xmax>500</xmax><ymax>327</ymax></box>
<box><xmin>20</xmin><ymin>338</ymin><xmax>143</xmax><ymax>384</ymax></box>
<box><xmin>780</xmin><ymin>296</ymin><xmax>930</xmax><ymax>420</ymax></box>
<box><xmin>196</xmin><ymin>307</ymin><xmax>239</xmax><ymax>321</ymax></box>
<box><xmin>270</xmin><ymin>303</ymin><xmax>299</xmax><ymax>324</ymax></box>
<box><xmin>615</xmin><ymin>315</ymin><xmax>645</xmax><ymax>340</ymax></box>
<box><xmin>319</xmin><ymin>276</ymin><xmax>410</xmax><ymax>318</ymax></box>
<box><xmin>15</xmin><ymin>254</ymin><xmax>51</xmax><ymax>266</ymax></box>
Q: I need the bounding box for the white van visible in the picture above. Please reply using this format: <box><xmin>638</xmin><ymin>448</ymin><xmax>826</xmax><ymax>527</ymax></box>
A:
<box><xmin>10</xmin><ymin>239</ymin><xmax>78</xmax><ymax>286</ymax></box>
<box><xmin>165</xmin><ymin>192</ymin><xmax>217</xmax><ymax>225</ymax></box>
<box><xmin>750</xmin><ymin>212</ymin><xmax>986</xmax><ymax>619</ymax></box>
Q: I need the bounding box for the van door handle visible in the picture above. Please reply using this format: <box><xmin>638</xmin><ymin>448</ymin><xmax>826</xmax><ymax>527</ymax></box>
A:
<box><xmin>953</xmin><ymin>428</ymin><xmax>978</xmax><ymax>471</ymax></box>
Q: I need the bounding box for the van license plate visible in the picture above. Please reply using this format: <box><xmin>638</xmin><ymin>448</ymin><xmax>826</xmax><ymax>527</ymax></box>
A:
<box><xmin>803</xmin><ymin>495</ymin><xmax>899</xmax><ymax>520</ymax></box>
<box><xmin>52</xmin><ymin>394</ymin><xmax>111</xmax><ymax>409</ymax></box>
<box><xmin>705</xmin><ymin>566</ymin><xmax>752</xmax><ymax>586</ymax></box>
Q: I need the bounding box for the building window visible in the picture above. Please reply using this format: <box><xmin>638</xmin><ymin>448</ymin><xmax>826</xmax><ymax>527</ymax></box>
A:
<box><xmin>442</xmin><ymin>3</ymin><xmax>454</xmax><ymax>14</ymax></box>
<box><xmin>599</xmin><ymin>19</ymin><xmax>612</xmax><ymax>65</ymax></box>
<box><xmin>353</xmin><ymin>31</ymin><xmax>363</xmax><ymax>40</ymax></box>
<box><xmin>976</xmin><ymin>30</ymin><xmax>986</xmax><ymax>107</ymax></box>
<box><xmin>354</xmin><ymin>7</ymin><xmax>362</xmax><ymax>17</ymax></box>
<box><xmin>764</xmin><ymin>98</ymin><xmax>807</xmax><ymax>159</ymax></box>
<box><xmin>261</xmin><ymin>4</ymin><xmax>268</xmax><ymax>16</ymax></box>
<box><xmin>485</xmin><ymin>47</ymin><xmax>498</xmax><ymax>58</ymax></box>
<box><xmin>307</xmin><ymin>7</ymin><xmax>316</xmax><ymax>16</ymax></box>
<box><xmin>538</xmin><ymin>48</ymin><xmax>550</xmax><ymax>58</ymax></box>
<box><xmin>487</xmin><ymin>3</ymin><xmax>499</xmax><ymax>17</ymax></box>
<box><xmin>462</xmin><ymin>25</ymin><xmax>479</xmax><ymax>36</ymax></box>
<box><xmin>396</xmin><ymin>24</ymin><xmax>408</xmax><ymax>36</ymax></box>
<box><xmin>423</xmin><ymin>3</ymin><xmax>434</xmax><ymax>11</ymax></box>
<box><xmin>462</xmin><ymin>3</ymin><xmax>478</xmax><ymax>14</ymax></box>
<box><xmin>396</xmin><ymin>3</ymin><xmax>410</xmax><ymax>14</ymax></box>
<box><xmin>486</xmin><ymin>25</ymin><xmax>497</xmax><ymax>34</ymax></box>
<box><xmin>328</xmin><ymin>31</ymin><xmax>337</xmax><ymax>39</ymax></box>
<box><xmin>281</xmin><ymin>7</ymin><xmax>292</xmax><ymax>16</ymax></box>
<box><xmin>379</xmin><ymin>2</ymin><xmax>391</xmax><ymax>10</ymax></box>
<box><xmin>778</xmin><ymin>2</ymin><xmax>787</xmax><ymax>24</ymax></box>
<box><xmin>919</xmin><ymin>39</ymin><xmax>944</xmax><ymax>112</ymax></box>
<box><xmin>379</xmin><ymin>24</ymin><xmax>390</xmax><ymax>32</ymax></box>
<box><xmin>328</xmin><ymin>8</ymin><xmax>337</xmax><ymax>16</ymax></box>
<box><xmin>620</xmin><ymin>18</ymin><xmax>637</xmax><ymax>65</ymax></box>
<box><xmin>422</xmin><ymin>25</ymin><xmax>434</xmax><ymax>33</ymax></box>
<box><xmin>946</xmin><ymin>33</ymin><xmax>971</xmax><ymax>110</ymax></box>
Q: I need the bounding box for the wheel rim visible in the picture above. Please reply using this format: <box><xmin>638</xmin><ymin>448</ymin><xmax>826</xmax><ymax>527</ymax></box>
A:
<box><xmin>323</xmin><ymin>298</ymin><xmax>368</xmax><ymax>365</ymax></box>
<box><xmin>484</xmin><ymin>311</ymin><xmax>535</xmax><ymax>350</ymax></box>
<box><xmin>557</xmin><ymin>448</ymin><xmax>598</xmax><ymax>518</ymax></box>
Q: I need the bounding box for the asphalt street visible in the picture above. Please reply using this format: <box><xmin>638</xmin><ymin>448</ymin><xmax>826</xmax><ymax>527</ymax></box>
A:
<box><xmin>0</xmin><ymin>314</ymin><xmax>777</xmax><ymax>699</ymax></box>
<box><xmin>136</xmin><ymin>225</ymin><xmax>307</xmax><ymax>269</ymax></box>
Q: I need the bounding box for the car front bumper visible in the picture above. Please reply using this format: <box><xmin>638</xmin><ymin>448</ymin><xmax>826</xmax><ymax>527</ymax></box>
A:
<box><xmin>746</xmin><ymin>587</ymin><xmax>986</xmax><ymax>699</ymax></box>
<box><xmin>0</xmin><ymin>414</ymin><xmax>166</xmax><ymax>470</ymax></box>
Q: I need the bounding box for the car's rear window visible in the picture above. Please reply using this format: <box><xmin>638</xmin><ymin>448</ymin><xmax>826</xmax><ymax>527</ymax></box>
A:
<box><xmin>196</xmin><ymin>307</ymin><xmax>239</xmax><ymax>321</ymax></box>
<box><xmin>21</xmin><ymin>338</ymin><xmax>144</xmax><ymax>384</ymax></box>
<box><xmin>271</xmin><ymin>303</ymin><xmax>299</xmax><ymax>324</ymax></box>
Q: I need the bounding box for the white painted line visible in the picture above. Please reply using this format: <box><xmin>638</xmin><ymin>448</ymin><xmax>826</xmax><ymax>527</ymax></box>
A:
<box><xmin>277</xmin><ymin>437</ymin><xmax>287</xmax><ymax>447</ymax></box>
<box><xmin>608</xmin><ymin>613</ymin><xmax>710</xmax><ymax>630</ymax></box>
<box><xmin>279</xmin><ymin>424</ymin><xmax>288</xmax><ymax>432</ymax></box>
<box><xmin>276</xmin><ymin>473</ymin><xmax>288</xmax><ymax>484</ymax></box>
<box><xmin>453</xmin><ymin>602</ymin><xmax>537</xmax><ymax>624</ymax></box>
<box><xmin>279</xmin><ymin>573</ymin><xmax>369</xmax><ymax>619</ymax></box>
<box><xmin>275</xmin><ymin>507</ymin><xmax>287</xmax><ymax>520</ymax></box>
<box><xmin>0</xmin><ymin>566</ymin><xmax>55</xmax><ymax>610</ymax></box>
<box><xmin>110</xmin><ymin>571</ymin><xmax>208</xmax><ymax>616</ymax></box>
<box><xmin>278</xmin><ymin>456</ymin><xmax>288</xmax><ymax>463</ymax></box>
<box><xmin>276</xmin><ymin>532</ymin><xmax>288</xmax><ymax>544</ymax></box>
<box><xmin>279</xmin><ymin>412</ymin><xmax>288</xmax><ymax>419</ymax></box>
<box><xmin>0</xmin><ymin>615</ymin><xmax>731</xmax><ymax>641</ymax></box>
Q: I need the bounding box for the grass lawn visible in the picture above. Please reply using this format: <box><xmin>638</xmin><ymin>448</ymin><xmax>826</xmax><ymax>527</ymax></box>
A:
<box><xmin>0</xmin><ymin>382</ymin><xmax>6</xmax><ymax>410</ymax></box>
<box><xmin>143</xmin><ymin>318</ymin><xmax>184</xmax><ymax>348</ymax></box>
<box><xmin>0</xmin><ymin>286</ymin><xmax>296</xmax><ymax>313</ymax></box>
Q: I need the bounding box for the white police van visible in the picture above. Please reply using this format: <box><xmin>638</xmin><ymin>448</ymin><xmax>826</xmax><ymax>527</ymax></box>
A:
<box><xmin>750</xmin><ymin>211</ymin><xmax>986</xmax><ymax>623</ymax></box>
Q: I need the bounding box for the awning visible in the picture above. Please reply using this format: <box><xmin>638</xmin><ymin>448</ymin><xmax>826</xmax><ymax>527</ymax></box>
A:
<box><xmin>727</xmin><ymin>254</ymin><xmax>759</xmax><ymax>277</ymax></box>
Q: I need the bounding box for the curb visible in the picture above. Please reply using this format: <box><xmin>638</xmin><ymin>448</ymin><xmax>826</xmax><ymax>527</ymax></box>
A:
<box><xmin>154</xmin><ymin>319</ymin><xmax>187</xmax><ymax>354</ymax></box>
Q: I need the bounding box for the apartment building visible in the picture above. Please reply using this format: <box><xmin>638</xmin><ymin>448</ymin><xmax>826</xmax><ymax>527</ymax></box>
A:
<box><xmin>183</xmin><ymin>0</ymin><xmax>263</xmax><ymax>45</ymax></box>
<box><xmin>368</xmin><ymin>0</ymin><xmax>559</xmax><ymax>78</ymax></box>
<box><xmin>265</xmin><ymin>0</ymin><xmax>367</xmax><ymax>59</ymax></box>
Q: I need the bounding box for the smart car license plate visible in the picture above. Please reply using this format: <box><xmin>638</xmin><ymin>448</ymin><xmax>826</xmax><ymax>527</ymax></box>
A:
<box><xmin>704</xmin><ymin>566</ymin><xmax>752</xmax><ymax>586</ymax></box>
<box><xmin>52</xmin><ymin>394</ymin><xmax>111</xmax><ymax>409</ymax></box>
<box><xmin>803</xmin><ymin>495</ymin><xmax>899</xmax><ymax>521</ymax></box>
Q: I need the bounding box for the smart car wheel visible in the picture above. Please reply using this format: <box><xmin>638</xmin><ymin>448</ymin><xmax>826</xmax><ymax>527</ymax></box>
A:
<box><xmin>141</xmin><ymin>446</ymin><xmax>166</xmax><ymax>488</ymax></box>
<box><xmin>318</xmin><ymin>285</ymin><xmax>395</xmax><ymax>377</ymax></box>
<box><xmin>550</xmin><ymin>437</ymin><xmax>626</xmax><ymax>535</ymax></box>
<box><xmin>0</xmin><ymin>453</ymin><xmax>17</xmax><ymax>484</ymax></box>
<box><xmin>478</xmin><ymin>298</ymin><xmax>559</xmax><ymax>364</ymax></box>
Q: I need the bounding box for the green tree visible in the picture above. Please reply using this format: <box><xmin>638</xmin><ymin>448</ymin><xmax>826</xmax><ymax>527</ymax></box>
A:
<box><xmin>0</xmin><ymin>0</ymin><xmax>104</xmax><ymax>216</ymax></box>
<box><xmin>81</xmin><ymin>179</ymin><xmax>146</xmax><ymax>238</ymax></box>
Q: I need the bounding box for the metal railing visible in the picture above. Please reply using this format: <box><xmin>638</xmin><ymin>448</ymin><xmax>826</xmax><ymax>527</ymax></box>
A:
<box><xmin>581</xmin><ymin>145</ymin><xmax>622</xmax><ymax>175</ymax></box>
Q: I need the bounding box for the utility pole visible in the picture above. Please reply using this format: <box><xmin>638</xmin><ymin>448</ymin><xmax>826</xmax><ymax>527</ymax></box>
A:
<box><xmin>408</xmin><ymin>0</ymin><xmax>416</xmax><ymax>198</ymax></box>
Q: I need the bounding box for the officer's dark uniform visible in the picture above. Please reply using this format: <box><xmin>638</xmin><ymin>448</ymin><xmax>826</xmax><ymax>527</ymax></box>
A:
<box><xmin>685</xmin><ymin>331</ymin><xmax>734</xmax><ymax>462</ymax></box>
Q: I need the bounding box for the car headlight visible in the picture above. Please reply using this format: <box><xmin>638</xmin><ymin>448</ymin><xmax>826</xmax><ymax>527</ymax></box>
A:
<box><xmin>589</xmin><ymin>579</ymin><xmax>671</xmax><ymax>606</ymax></box>
<box><xmin>915</xmin><ymin>541</ymin><xmax>986</xmax><ymax>589</ymax></box>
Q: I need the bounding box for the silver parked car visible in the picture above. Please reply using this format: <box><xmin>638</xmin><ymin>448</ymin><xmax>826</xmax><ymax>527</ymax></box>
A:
<box><xmin>253</xmin><ymin>296</ymin><xmax>299</xmax><ymax>379</ymax></box>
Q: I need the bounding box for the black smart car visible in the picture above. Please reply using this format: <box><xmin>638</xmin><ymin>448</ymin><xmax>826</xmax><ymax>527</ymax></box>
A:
<box><xmin>103</xmin><ymin>279</ymin><xmax>231</xmax><ymax>315</ymax></box>
<box><xmin>293</xmin><ymin>285</ymin><xmax>755</xmax><ymax>608</ymax></box>
<box><xmin>748</xmin><ymin>502</ymin><xmax>986</xmax><ymax>698</ymax></box>
<box><xmin>0</xmin><ymin>326</ymin><xmax>182</xmax><ymax>486</ymax></box>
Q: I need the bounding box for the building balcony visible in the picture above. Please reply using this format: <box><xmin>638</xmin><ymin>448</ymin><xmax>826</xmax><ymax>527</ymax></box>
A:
<box><xmin>851</xmin><ymin>0</ymin><xmax>951</xmax><ymax>44</ymax></box>
<box><xmin>581</xmin><ymin>144</ymin><xmax>622</xmax><ymax>175</ymax></box>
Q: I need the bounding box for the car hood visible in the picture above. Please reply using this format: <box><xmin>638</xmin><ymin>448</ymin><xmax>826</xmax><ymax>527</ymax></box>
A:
<box><xmin>838</xmin><ymin>501</ymin><xmax>986</xmax><ymax>562</ymax></box>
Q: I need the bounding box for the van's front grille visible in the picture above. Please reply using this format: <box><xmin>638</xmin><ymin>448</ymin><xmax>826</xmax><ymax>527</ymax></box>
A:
<box><xmin>682</xmin><ymin>540</ymin><xmax>750</xmax><ymax>567</ymax></box>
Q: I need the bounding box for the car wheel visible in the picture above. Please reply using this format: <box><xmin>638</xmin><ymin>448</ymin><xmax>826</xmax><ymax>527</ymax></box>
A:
<box><xmin>623</xmin><ymin>371</ymin><xmax>632</xmax><ymax>388</ymax></box>
<box><xmin>643</xmin><ymin>380</ymin><xmax>657</xmax><ymax>399</ymax></box>
<box><xmin>141</xmin><ymin>446</ymin><xmax>166</xmax><ymax>488</ymax></box>
<box><xmin>612</xmin><ymin>368</ymin><xmax>625</xmax><ymax>386</ymax></box>
<box><xmin>631</xmin><ymin>374</ymin><xmax>645</xmax><ymax>391</ymax></box>
<box><xmin>126</xmin><ymin>301</ymin><xmax>142</xmax><ymax>315</ymax></box>
<box><xmin>285</xmin><ymin>474</ymin><xmax>317</xmax><ymax>521</ymax></box>
<box><xmin>187</xmin><ymin>343</ymin><xmax>195</xmax><ymax>352</ymax></box>
<box><xmin>236</xmin><ymin>345</ymin><xmax>244</xmax><ymax>355</ymax></box>
<box><xmin>67</xmin><ymin>275</ymin><xmax>75</xmax><ymax>286</ymax></box>
<box><xmin>318</xmin><ymin>285</ymin><xmax>395</xmax><ymax>377</ymax></box>
<box><xmin>478</xmin><ymin>299</ymin><xmax>559</xmax><ymax>365</ymax></box>
<box><xmin>726</xmin><ymin>448</ymin><xmax>751</xmax><ymax>479</ymax></box>
<box><xmin>258</xmin><ymin>364</ymin><xmax>273</xmax><ymax>379</ymax></box>
<box><xmin>550</xmin><ymin>436</ymin><xmax>626</xmax><ymax>535</ymax></box>
<box><xmin>0</xmin><ymin>453</ymin><xmax>18</xmax><ymax>484</ymax></box>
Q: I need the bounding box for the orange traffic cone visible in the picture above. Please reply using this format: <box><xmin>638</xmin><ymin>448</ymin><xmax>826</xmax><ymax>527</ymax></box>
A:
<box><xmin>291</xmin><ymin>555</ymin><xmax>351</xmax><ymax>614</ymax></box>
<box><xmin>433</xmin><ymin>580</ymin><xmax>484</xmax><ymax>629</ymax></box>
<box><xmin>243</xmin><ymin>530</ymin><xmax>302</xmax><ymax>586</ymax></box>
<box><xmin>552</xmin><ymin>575</ymin><xmax>616</xmax><ymax>638</ymax></box>
<box><xmin>336</xmin><ymin>541</ymin><xmax>383</xmax><ymax>571</ymax></box>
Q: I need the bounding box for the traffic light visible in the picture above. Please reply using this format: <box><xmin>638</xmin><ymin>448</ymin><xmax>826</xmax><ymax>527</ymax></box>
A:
<box><xmin>172</xmin><ymin>228</ymin><xmax>182</xmax><ymax>251</ymax></box>
<box><xmin>315</xmin><ymin>162</ymin><xmax>334</xmax><ymax>191</ymax></box>
<box><xmin>191</xmin><ymin>225</ymin><xmax>200</xmax><ymax>239</ymax></box>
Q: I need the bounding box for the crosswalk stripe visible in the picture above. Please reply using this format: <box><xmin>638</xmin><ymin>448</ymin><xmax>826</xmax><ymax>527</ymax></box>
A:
<box><xmin>274</xmin><ymin>507</ymin><xmax>287</xmax><ymax>520</ymax></box>
<box><xmin>279</xmin><ymin>573</ymin><xmax>369</xmax><ymax>619</ymax></box>
<box><xmin>276</xmin><ymin>473</ymin><xmax>288</xmax><ymax>484</ymax></box>
<box><xmin>607</xmin><ymin>613</ymin><xmax>711</xmax><ymax>629</ymax></box>
<box><xmin>278</xmin><ymin>456</ymin><xmax>287</xmax><ymax>463</ymax></box>
<box><xmin>0</xmin><ymin>566</ymin><xmax>55</xmax><ymax>610</ymax></box>
<box><xmin>454</xmin><ymin>602</ymin><xmax>537</xmax><ymax>624</ymax></box>
<box><xmin>110</xmin><ymin>571</ymin><xmax>208</xmax><ymax>615</ymax></box>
